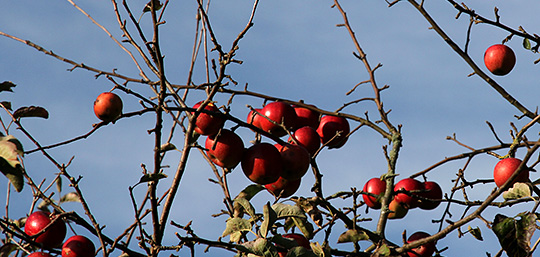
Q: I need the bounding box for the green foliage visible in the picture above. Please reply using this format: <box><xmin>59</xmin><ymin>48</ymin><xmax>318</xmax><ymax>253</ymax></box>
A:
<box><xmin>337</xmin><ymin>229</ymin><xmax>369</xmax><ymax>243</ymax></box>
<box><xmin>503</xmin><ymin>182</ymin><xmax>532</xmax><ymax>200</ymax></box>
<box><xmin>493</xmin><ymin>212</ymin><xmax>537</xmax><ymax>257</ymax></box>
<box><xmin>13</xmin><ymin>106</ymin><xmax>49</xmax><ymax>119</ymax></box>
<box><xmin>0</xmin><ymin>134</ymin><xmax>24</xmax><ymax>192</ymax></box>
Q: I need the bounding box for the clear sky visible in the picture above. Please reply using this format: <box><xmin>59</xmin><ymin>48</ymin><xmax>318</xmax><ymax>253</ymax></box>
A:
<box><xmin>1</xmin><ymin>1</ymin><xmax>540</xmax><ymax>256</ymax></box>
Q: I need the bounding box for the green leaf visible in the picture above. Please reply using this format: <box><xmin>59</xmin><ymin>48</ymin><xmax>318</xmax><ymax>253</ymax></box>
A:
<box><xmin>376</xmin><ymin>243</ymin><xmax>391</xmax><ymax>256</ymax></box>
<box><xmin>138</xmin><ymin>173</ymin><xmax>167</xmax><ymax>184</ymax></box>
<box><xmin>0</xmin><ymin>81</ymin><xmax>16</xmax><ymax>93</ymax></box>
<box><xmin>261</xmin><ymin>202</ymin><xmax>277</xmax><ymax>238</ymax></box>
<box><xmin>241</xmin><ymin>238</ymin><xmax>278</xmax><ymax>257</ymax></box>
<box><xmin>523</xmin><ymin>38</ymin><xmax>532</xmax><ymax>50</ymax></box>
<box><xmin>159</xmin><ymin>142</ymin><xmax>177</xmax><ymax>152</ymax></box>
<box><xmin>468</xmin><ymin>226</ymin><xmax>483</xmax><ymax>241</ymax></box>
<box><xmin>222</xmin><ymin>217</ymin><xmax>252</xmax><ymax>237</ymax></box>
<box><xmin>0</xmin><ymin>102</ymin><xmax>12</xmax><ymax>111</ymax></box>
<box><xmin>272</xmin><ymin>203</ymin><xmax>307</xmax><ymax>220</ymax></box>
<box><xmin>235</xmin><ymin>184</ymin><xmax>265</xmax><ymax>200</ymax></box>
<box><xmin>0</xmin><ymin>243</ymin><xmax>18</xmax><ymax>257</ymax></box>
<box><xmin>142</xmin><ymin>0</ymin><xmax>163</xmax><ymax>12</ymax></box>
<box><xmin>60</xmin><ymin>192</ymin><xmax>81</xmax><ymax>203</ymax></box>
<box><xmin>233</xmin><ymin>197</ymin><xmax>257</xmax><ymax>218</ymax></box>
<box><xmin>13</xmin><ymin>106</ymin><xmax>49</xmax><ymax>119</ymax></box>
<box><xmin>287</xmin><ymin>246</ymin><xmax>318</xmax><ymax>257</ymax></box>
<box><xmin>503</xmin><ymin>182</ymin><xmax>531</xmax><ymax>200</ymax></box>
<box><xmin>337</xmin><ymin>229</ymin><xmax>369</xmax><ymax>243</ymax></box>
<box><xmin>310</xmin><ymin>242</ymin><xmax>331</xmax><ymax>257</ymax></box>
<box><xmin>0</xmin><ymin>135</ymin><xmax>24</xmax><ymax>192</ymax></box>
<box><xmin>292</xmin><ymin>216</ymin><xmax>314</xmax><ymax>240</ymax></box>
<box><xmin>493</xmin><ymin>212</ymin><xmax>536</xmax><ymax>257</ymax></box>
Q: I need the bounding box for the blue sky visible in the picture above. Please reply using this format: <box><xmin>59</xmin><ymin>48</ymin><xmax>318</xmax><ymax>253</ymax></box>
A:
<box><xmin>1</xmin><ymin>1</ymin><xmax>540</xmax><ymax>256</ymax></box>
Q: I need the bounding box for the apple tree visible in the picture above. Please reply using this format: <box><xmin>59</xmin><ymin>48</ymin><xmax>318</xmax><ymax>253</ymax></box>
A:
<box><xmin>1</xmin><ymin>0</ymin><xmax>540</xmax><ymax>257</ymax></box>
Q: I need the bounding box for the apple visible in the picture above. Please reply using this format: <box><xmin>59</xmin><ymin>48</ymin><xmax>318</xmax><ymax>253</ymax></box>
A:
<box><xmin>247</xmin><ymin>108</ymin><xmax>263</xmax><ymax>129</ymax></box>
<box><xmin>192</xmin><ymin>101</ymin><xmax>224</xmax><ymax>136</ymax></box>
<box><xmin>362</xmin><ymin>177</ymin><xmax>387</xmax><ymax>209</ymax></box>
<box><xmin>265</xmin><ymin>177</ymin><xmax>301</xmax><ymax>198</ymax></box>
<box><xmin>62</xmin><ymin>235</ymin><xmax>95</xmax><ymax>257</ymax></box>
<box><xmin>277</xmin><ymin>233</ymin><xmax>311</xmax><ymax>257</ymax></box>
<box><xmin>387</xmin><ymin>198</ymin><xmax>408</xmax><ymax>219</ymax></box>
<box><xmin>241</xmin><ymin>143</ymin><xmax>283</xmax><ymax>184</ymax></box>
<box><xmin>258</xmin><ymin>102</ymin><xmax>297</xmax><ymax>137</ymax></box>
<box><xmin>406</xmin><ymin>231</ymin><xmax>436</xmax><ymax>257</ymax></box>
<box><xmin>205</xmin><ymin>129</ymin><xmax>244</xmax><ymax>169</ymax></box>
<box><xmin>484</xmin><ymin>44</ymin><xmax>516</xmax><ymax>76</ymax></box>
<box><xmin>293</xmin><ymin>105</ymin><xmax>319</xmax><ymax>129</ymax></box>
<box><xmin>418</xmin><ymin>181</ymin><xmax>443</xmax><ymax>210</ymax></box>
<box><xmin>394</xmin><ymin>178</ymin><xmax>424</xmax><ymax>209</ymax></box>
<box><xmin>288</xmin><ymin>126</ymin><xmax>321</xmax><ymax>156</ymax></box>
<box><xmin>316</xmin><ymin>115</ymin><xmax>350</xmax><ymax>149</ymax></box>
<box><xmin>493</xmin><ymin>157</ymin><xmax>530</xmax><ymax>188</ymax></box>
<box><xmin>28</xmin><ymin>253</ymin><xmax>54</xmax><ymax>257</ymax></box>
<box><xmin>24</xmin><ymin>211</ymin><xmax>67</xmax><ymax>248</ymax></box>
<box><xmin>274</xmin><ymin>143</ymin><xmax>310</xmax><ymax>180</ymax></box>
<box><xmin>93</xmin><ymin>92</ymin><xmax>123</xmax><ymax>122</ymax></box>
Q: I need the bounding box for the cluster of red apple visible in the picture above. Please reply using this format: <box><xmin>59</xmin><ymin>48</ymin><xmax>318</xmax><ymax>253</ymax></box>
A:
<box><xmin>92</xmin><ymin>92</ymin><xmax>351</xmax><ymax>198</ymax></box>
<box><xmin>362</xmin><ymin>177</ymin><xmax>443</xmax><ymax>220</ymax></box>
<box><xmin>196</xmin><ymin>100</ymin><xmax>350</xmax><ymax>198</ymax></box>
<box><xmin>484</xmin><ymin>44</ymin><xmax>516</xmax><ymax>76</ymax></box>
<box><xmin>24</xmin><ymin>211</ymin><xmax>95</xmax><ymax>257</ymax></box>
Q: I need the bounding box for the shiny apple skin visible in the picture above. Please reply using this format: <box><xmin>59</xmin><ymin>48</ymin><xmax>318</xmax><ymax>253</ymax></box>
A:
<box><xmin>241</xmin><ymin>143</ymin><xmax>283</xmax><ymax>184</ymax></box>
<box><xmin>192</xmin><ymin>101</ymin><xmax>224</xmax><ymax>136</ymax></box>
<box><xmin>362</xmin><ymin>177</ymin><xmax>387</xmax><ymax>209</ymax></box>
<box><xmin>258</xmin><ymin>102</ymin><xmax>297</xmax><ymax>137</ymax></box>
<box><xmin>288</xmin><ymin>126</ymin><xmax>321</xmax><ymax>156</ymax></box>
<box><xmin>274</xmin><ymin>143</ymin><xmax>310</xmax><ymax>180</ymax></box>
<box><xmin>62</xmin><ymin>235</ymin><xmax>96</xmax><ymax>257</ymax></box>
<box><xmin>24</xmin><ymin>211</ymin><xmax>67</xmax><ymax>248</ymax></box>
<box><xmin>265</xmin><ymin>177</ymin><xmax>301</xmax><ymax>198</ymax></box>
<box><xmin>293</xmin><ymin>105</ymin><xmax>319</xmax><ymax>129</ymax></box>
<box><xmin>205</xmin><ymin>129</ymin><xmax>245</xmax><ymax>169</ymax></box>
<box><xmin>93</xmin><ymin>92</ymin><xmax>123</xmax><ymax>122</ymax></box>
<box><xmin>406</xmin><ymin>231</ymin><xmax>436</xmax><ymax>257</ymax></box>
<box><xmin>394</xmin><ymin>178</ymin><xmax>424</xmax><ymax>209</ymax></box>
<box><xmin>493</xmin><ymin>157</ymin><xmax>529</xmax><ymax>188</ymax></box>
<box><xmin>419</xmin><ymin>181</ymin><xmax>443</xmax><ymax>210</ymax></box>
<box><xmin>316</xmin><ymin>115</ymin><xmax>350</xmax><ymax>149</ymax></box>
<box><xmin>484</xmin><ymin>44</ymin><xmax>516</xmax><ymax>76</ymax></box>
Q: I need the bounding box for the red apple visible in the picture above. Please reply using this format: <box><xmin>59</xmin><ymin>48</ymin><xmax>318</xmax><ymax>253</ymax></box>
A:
<box><xmin>288</xmin><ymin>126</ymin><xmax>321</xmax><ymax>156</ymax></box>
<box><xmin>274</xmin><ymin>143</ymin><xmax>310</xmax><ymax>180</ymax></box>
<box><xmin>258</xmin><ymin>102</ymin><xmax>297</xmax><ymax>137</ymax></box>
<box><xmin>293</xmin><ymin>105</ymin><xmax>319</xmax><ymax>129</ymax></box>
<box><xmin>484</xmin><ymin>44</ymin><xmax>516</xmax><ymax>76</ymax></box>
<box><xmin>316</xmin><ymin>115</ymin><xmax>350</xmax><ymax>149</ymax></box>
<box><xmin>62</xmin><ymin>235</ymin><xmax>95</xmax><ymax>257</ymax></box>
<box><xmin>418</xmin><ymin>181</ymin><xmax>443</xmax><ymax>210</ymax></box>
<box><xmin>277</xmin><ymin>233</ymin><xmax>311</xmax><ymax>257</ymax></box>
<box><xmin>387</xmin><ymin>198</ymin><xmax>408</xmax><ymax>219</ymax></box>
<box><xmin>493</xmin><ymin>157</ymin><xmax>530</xmax><ymax>188</ymax></box>
<box><xmin>362</xmin><ymin>177</ymin><xmax>387</xmax><ymax>209</ymax></box>
<box><xmin>265</xmin><ymin>177</ymin><xmax>301</xmax><ymax>198</ymax></box>
<box><xmin>24</xmin><ymin>211</ymin><xmax>67</xmax><ymax>248</ymax></box>
<box><xmin>93</xmin><ymin>92</ymin><xmax>123</xmax><ymax>122</ymax></box>
<box><xmin>394</xmin><ymin>178</ymin><xmax>424</xmax><ymax>209</ymax></box>
<box><xmin>247</xmin><ymin>108</ymin><xmax>263</xmax><ymax>129</ymax></box>
<box><xmin>241</xmin><ymin>143</ymin><xmax>283</xmax><ymax>184</ymax></box>
<box><xmin>406</xmin><ymin>231</ymin><xmax>436</xmax><ymax>257</ymax></box>
<box><xmin>192</xmin><ymin>101</ymin><xmax>224</xmax><ymax>136</ymax></box>
<box><xmin>205</xmin><ymin>129</ymin><xmax>244</xmax><ymax>169</ymax></box>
